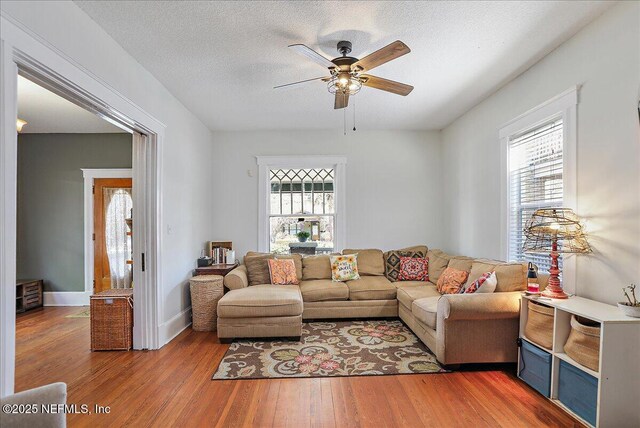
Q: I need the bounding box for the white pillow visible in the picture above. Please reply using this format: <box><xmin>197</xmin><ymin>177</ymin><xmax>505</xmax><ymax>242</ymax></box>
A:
<box><xmin>463</xmin><ymin>272</ymin><xmax>497</xmax><ymax>294</ymax></box>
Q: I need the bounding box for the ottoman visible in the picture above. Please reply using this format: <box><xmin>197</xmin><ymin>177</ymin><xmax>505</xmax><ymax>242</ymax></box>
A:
<box><xmin>217</xmin><ymin>284</ymin><xmax>303</xmax><ymax>342</ymax></box>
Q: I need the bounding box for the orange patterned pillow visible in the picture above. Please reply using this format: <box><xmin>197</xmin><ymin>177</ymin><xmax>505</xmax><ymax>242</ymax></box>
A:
<box><xmin>437</xmin><ymin>267</ymin><xmax>469</xmax><ymax>294</ymax></box>
<box><xmin>267</xmin><ymin>259</ymin><xmax>299</xmax><ymax>285</ymax></box>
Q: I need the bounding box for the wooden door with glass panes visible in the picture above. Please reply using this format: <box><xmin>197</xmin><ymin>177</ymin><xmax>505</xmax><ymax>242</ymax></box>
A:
<box><xmin>93</xmin><ymin>178</ymin><xmax>133</xmax><ymax>293</ymax></box>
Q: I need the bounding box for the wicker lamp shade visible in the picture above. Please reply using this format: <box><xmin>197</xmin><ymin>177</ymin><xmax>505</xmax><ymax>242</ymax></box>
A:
<box><xmin>523</xmin><ymin>208</ymin><xmax>591</xmax><ymax>299</ymax></box>
<box><xmin>523</xmin><ymin>208</ymin><xmax>591</xmax><ymax>254</ymax></box>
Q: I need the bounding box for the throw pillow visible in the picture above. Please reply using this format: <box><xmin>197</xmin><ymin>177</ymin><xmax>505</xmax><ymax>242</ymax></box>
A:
<box><xmin>462</xmin><ymin>271</ymin><xmax>497</xmax><ymax>294</ymax></box>
<box><xmin>436</xmin><ymin>267</ymin><xmax>469</xmax><ymax>294</ymax></box>
<box><xmin>330</xmin><ymin>254</ymin><xmax>360</xmax><ymax>282</ymax></box>
<box><xmin>267</xmin><ymin>259</ymin><xmax>300</xmax><ymax>285</ymax></box>
<box><xmin>397</xmin><ymin>257</ymin><xmax>429</xmax><ymax>281</ymax></box>
<box><xmin>244</xmin><ymin>253</ymin><xmax>274</xmax><ymax>286</ymax></box>
<box><xmin>383</xmin><ymin>250</ymin><xmax>426</xmax><ymax>282</ymax></box>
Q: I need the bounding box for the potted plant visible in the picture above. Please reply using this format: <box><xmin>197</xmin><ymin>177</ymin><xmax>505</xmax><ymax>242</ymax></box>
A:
<box><xmin>618</xmin><ymin>284</ymin><xmax>640</xmax><ymax>318</ymax></box>
<box><xmin>296</xmin><ymin>231</ymin><xmax>310</xmax><ymax>242</ymax></box>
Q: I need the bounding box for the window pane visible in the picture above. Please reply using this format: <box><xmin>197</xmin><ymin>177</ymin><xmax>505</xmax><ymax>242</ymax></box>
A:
<box><xmin>269</xmin><ymin>216</ymin><xmax>334</xmax><ymax>254</ymax></box>
<box><xmin>508</xmin><ymin>119</ymin><xmax>563</xmax><ymax>273</ymax></box>
<box><xmin>270</xmin><ymin>194</ymin><xmax>281</xmax><ymax>215</ymax></box>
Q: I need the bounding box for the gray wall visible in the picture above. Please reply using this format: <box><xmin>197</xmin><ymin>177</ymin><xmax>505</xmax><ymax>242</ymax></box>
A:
<box><xmin>17</xmin><ymin>133</ymin><xmax>132</xmax><ymax>292</ymax></box>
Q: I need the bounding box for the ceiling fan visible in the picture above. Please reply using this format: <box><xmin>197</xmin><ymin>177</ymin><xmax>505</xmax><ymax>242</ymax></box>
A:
<box><xmin>275</xmin><ymin>40</ymin><xmax>413</xmax><ymax>110</ymax></box>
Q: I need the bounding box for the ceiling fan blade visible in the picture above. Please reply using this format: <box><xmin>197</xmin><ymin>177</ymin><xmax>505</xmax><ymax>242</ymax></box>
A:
<box><xmin>334</xmin><ymin>92</ymin><xmax>349</xmax><ymax>109</ymax></box>
<box><xmin>361</xmin><ymin>74</ymin><xmax>413</xmax><ymax>96</ymax></box>
<box><xmin>352</xmin><ymin>40</ymin><xmax>410</xmax><ymax>72</ymax></box>
<box><xmin>273</xmin><ymin>76</ymin><xmax>330</xmax><ymax>89</ymax></box>
<box><xmin>288</xmin><ymin>44</ymin><xmax>335</xmax><ymax>69</ymax></box>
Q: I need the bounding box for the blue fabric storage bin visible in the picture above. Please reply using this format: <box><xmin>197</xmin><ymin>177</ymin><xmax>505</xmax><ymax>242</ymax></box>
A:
<box><xmin>518</xmin><ymin>339</ymin><xmax>552</xmax><ymax>397</ymax></box>
<box><xmin>558</xmin><ymin>360</ymin><xmax>598</xmax><ymax>426</ymax></box>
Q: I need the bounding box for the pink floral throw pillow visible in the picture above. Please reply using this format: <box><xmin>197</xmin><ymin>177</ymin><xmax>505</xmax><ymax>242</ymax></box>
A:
<box><xmin>397</xmin><ymin>257</ymin><xmax>429</xmax><ymax>281</ymax></box>
<box><xmin>267</xmin><ymin>258</ymin><xmax>300</xmax><ymax>285</ymax></box>
<box><xmin>462</xmin><ymin>271</ymin><xmax>497</xmax><ymax>294</ymax></box>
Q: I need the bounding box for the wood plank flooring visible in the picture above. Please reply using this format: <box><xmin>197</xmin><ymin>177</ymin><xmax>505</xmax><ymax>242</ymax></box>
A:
<box><xmin>15</xmin><ymin>307</ymin><xmax>583</xmax><ymax>427</ymax></box>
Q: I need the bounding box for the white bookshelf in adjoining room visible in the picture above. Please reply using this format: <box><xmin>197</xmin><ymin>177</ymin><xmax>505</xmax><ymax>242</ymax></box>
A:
<box><xmin>518</xmin><ymin>294</ymin><xmax>640</xmax><ymax>428</ymax></box>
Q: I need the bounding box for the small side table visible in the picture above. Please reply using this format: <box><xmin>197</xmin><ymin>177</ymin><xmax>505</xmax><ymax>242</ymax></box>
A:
<box><xmin>194</xmin><ymin>263</ymin><xmax>238</xmax><ymax>277</ymax></box>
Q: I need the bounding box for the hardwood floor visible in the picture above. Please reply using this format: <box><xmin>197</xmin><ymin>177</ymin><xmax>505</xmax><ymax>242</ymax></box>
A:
<box><xmin>15</xmin><ymin>307</ymin><xmax>583</xmax><ymax>427</ymax></box>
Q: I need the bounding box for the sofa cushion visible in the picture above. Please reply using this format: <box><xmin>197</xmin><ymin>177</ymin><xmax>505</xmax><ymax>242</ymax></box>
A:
<box><xmin>396</xmin><ymin>283</ymin><xmax>440</xmax><ymax>309</ymax></box>
<box><xmin>244</xmin><ymin>252</ymin><xmax>303</xmax><ymax>285</ymax></box>
<box><xmin>244</xmin><ymin>253</ymin><xmax>274</xmax><ymax>286</ymax></box>
<box><xmin>346</xmin><ymin>276</ymin><xmax>396</xmax><ymax>300</ymax></box>
<box><xmin>217</xmin><ymin>284</ymin><xmax>303</xmax><ymax>318</ymax></box>
<box><xmin>412</xmin><ymin>296</ymin><xmax>440</xmax><ymax>330</ymax></box>
<box><xmin>398</xmin><ymin>244</ymin><xmax>428</xmax><ymax>255</ymax></box>
<box><xmin>494</xmin><ymin>262</ymin><xmax>527</xmax><ymax>292</ymax></box>
<box><xmin>468</xmin><ymin>260</ymin><xmax>499</xmax><ymax>284</ymax></box>
<box><xmin>299</xmin><ymin>280</ymin><xmax>349</xmax><ymax>302</ymax></box>
<box><xmin>427</xmin><ymin>249</ymin><xmax>451</xmax><ymax>283</ymax></box>
<box><xmin>302</xmin><ymin>254</ymin><xmax>333</xmax><ymax>280</ymax></box>
<box><xmin>447</xmin><ymin>256</ymin><xmax>474</xmax><ymax>274</ymax></box>
<box><xmin>342</xmin><ymin>248</ymin><xmax>384</xmax><ymax>276</ymax></box>
<box><xmin>384</xmin><ymin>250</ymin><xmax>426</xmax><ymax>282</ymax></box>
<box><xmin>276</xmin><ymin>254</ymin><xmax>303</xmax><ymax>280</ymax></box>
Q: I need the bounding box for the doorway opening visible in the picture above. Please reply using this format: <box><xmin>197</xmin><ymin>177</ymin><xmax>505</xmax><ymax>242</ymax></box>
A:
<box><xmin>1</xmin><ymin>28</ymin><xmax>164</xmax><ymax>396</ymax></box>
<box><xmin>14</xmin><ymin>74</ymin><xmax>139</xmax><ymax>391</ymax></box>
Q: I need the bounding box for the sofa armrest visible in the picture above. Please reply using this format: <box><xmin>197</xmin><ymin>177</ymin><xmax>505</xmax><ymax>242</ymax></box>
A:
<box><xmin>1</xmin><ymin>382</ymin><xmax>67</xmax><ymax>427</ymax></box>
<box><xmin>224</xmin><ymin>265</ymin><xmax>249</xmax><ymax>290</ymax></box>
<box><xmin>438</xmin><ymin>291</ymin><xmax>521</xmax><ymax>321</ymax></box>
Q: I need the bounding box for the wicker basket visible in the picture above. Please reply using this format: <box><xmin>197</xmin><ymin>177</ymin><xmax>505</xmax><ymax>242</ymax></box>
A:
<box><xmin>564</xmin><ymin>315</ymin><xmax>601</xmax><ymax>372</ymax></box>
<box><xmin>91</xmin><ymin>289</ymin><xmax>133</xmax><ymax>351</ymax></box>
<box><xmin>189</xmin><ymin>275</ymin><xmax>224</xmax><ymax>332</ymax></box>
<box><xmin>525</xmin><ymin>300</ymin><xmax>554</xmax><ymax>350</ymax></box>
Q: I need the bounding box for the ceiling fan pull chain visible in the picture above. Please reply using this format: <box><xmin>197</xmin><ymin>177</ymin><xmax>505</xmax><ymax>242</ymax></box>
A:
<box><xmin>353</xmin><ymin>97</ymin><xmax>356</xmax><ymax>132</ymax></box>
<box><xmin>343</xmin><ymin>96</ymin><xmax>347</xmax><ymax>136</ymax></box>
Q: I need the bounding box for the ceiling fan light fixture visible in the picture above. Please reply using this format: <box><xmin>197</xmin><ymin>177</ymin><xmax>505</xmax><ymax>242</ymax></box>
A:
<box><xmin>327</xmin><ymin>75</ymin><xmax>362</xmax><ymax>96</ymax></box>
<box><xmin>337</xmin><ymin>72</ymin><xmax>350</xmax><ymax>87</ymax></box>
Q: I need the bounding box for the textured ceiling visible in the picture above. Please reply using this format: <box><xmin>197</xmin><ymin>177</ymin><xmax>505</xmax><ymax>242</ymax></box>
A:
<box><xmin>18</xmin><ymin>76</ymin><xmax>125</xmax><ymax>134</ymax></box>
<box><xmin>74</xmin><ymin>1</ymin><xmax>612</xmax><ymax>131</ymax></box>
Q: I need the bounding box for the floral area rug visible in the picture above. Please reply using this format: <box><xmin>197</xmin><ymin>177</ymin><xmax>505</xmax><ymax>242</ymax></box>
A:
<box><xmin>212</xmin><ymin>320</ymin><xmax>447</xmax><ymax>380</ymax></box>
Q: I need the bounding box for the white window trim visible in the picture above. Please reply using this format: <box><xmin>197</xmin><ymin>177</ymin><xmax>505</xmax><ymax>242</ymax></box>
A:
<box><xmin>257</xmin><ymin>155</ymin><xmax>347</xmax><ymax>253</ymax></box>
<box><xmin>499</xmin><ymin>86</ymin><xmax>578</xmax><ymax>293</ymax></box>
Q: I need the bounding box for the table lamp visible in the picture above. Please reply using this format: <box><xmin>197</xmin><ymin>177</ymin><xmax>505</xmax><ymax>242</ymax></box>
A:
<box><xmin>522</xmin><ymin>208</ymin><xmax>591</xmax><ymax>299</ymax></box>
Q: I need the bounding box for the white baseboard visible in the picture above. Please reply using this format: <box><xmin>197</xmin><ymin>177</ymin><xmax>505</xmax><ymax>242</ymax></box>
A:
<box><xmin>43</xmin><ymin>291</ymin><xmax>91</xmax><ymax>306</ymax></box>
<box><xmin>160</xmin><ymin>306</ymin><xmax>192</xmax><ymax>346</ymax></box>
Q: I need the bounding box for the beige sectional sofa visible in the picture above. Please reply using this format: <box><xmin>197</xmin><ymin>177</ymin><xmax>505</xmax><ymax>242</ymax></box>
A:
<box><xmin>216</xmin><ymin>246</ymin><xmax>548</xmax><ymax>366</ymax></box>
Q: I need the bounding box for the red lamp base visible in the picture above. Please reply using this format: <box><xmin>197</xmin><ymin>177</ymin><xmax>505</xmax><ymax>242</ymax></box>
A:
<box><xmin>541</xmin><ymin>284</ymin><xmax>569</xmax><ymax>299</ymax></box>
<box><xmin>541</xmin><ymin>249</ymin><xmax>569</xmax><ymax>299</ymax></box>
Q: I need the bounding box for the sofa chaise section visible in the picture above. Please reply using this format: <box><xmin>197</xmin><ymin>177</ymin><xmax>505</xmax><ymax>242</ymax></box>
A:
<box><xmin>217</xmin><ymin>284</ymin><xmax>303</xmax><ymax>340</ymax></box>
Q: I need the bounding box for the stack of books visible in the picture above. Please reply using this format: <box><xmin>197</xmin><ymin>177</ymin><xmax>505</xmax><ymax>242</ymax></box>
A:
<box><xmin>210</xmin><ymin>246</ymin><xmax>229</xmax><ymax>264</ymax></box>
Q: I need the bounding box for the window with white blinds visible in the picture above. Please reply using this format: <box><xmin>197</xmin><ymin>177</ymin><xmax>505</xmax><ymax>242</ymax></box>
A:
<box><xmin>508</xmin><ymin>119</ymin><xmax>563</xmax><ymax>272</ymax></box>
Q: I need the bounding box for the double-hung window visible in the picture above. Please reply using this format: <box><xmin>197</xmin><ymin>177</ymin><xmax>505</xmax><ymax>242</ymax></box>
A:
<box><xmin>507</xmin><ymin>119</ymin><xmax>563</xmax><ymax>272</ymax></box>
<box><xmin>257</xmin><ymin>156</ymin><xmax>346</xmax><ymax>254</ymax></box>
<box><xmin>501</xmin><ymin>87</ymin><xmax>577</xmax><ymax>275</ymax></box>
<box><xmin>269</xmin><ymin>168</ymin><xmax>335</xmax><ymax>254</ymax></box>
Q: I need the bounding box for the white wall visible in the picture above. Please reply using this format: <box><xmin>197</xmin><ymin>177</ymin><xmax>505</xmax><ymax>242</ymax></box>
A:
<box><xmin>441</xmin><ymin>2</ymin><xmax>640</xmax><ymax>305</ymax></box>
<box><xmin>210</xmin><ymin>130</ymin><xmax>443</xmax><ymax>257</ymax></box>
<box><xmin>1</xmin><ymin>1</ymin><xmax>214</xmax><ymax>331</ymax></box>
